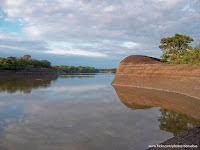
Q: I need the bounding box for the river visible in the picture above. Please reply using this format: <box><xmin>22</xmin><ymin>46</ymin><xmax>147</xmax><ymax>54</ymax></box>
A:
<box><xmin>0</xmin><ymin>74</ymin><xmax>199</xmax><ymax>150</ymax></box>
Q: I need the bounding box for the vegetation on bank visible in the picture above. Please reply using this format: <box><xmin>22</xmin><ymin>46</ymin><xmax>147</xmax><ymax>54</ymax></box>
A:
<box><xmin>0</xmin><ymin>55</ymin><xmax>116</xmax><ymax>73</ymax></box>
<box><xmin>53</xmin><ymin>65</ymin><xmax>99</xmax><ymax>73</ymax></box>
<box><xmin>53</xmin><ymin>66</ymin><xmax>116</xmax><ymax>73</ymax></box>
<box><xmin>0</xmin><ymin>55</ymin><xmax>51</xmax><ymax>70</ymax></box>
<box><xmin>159</xmin><ymin>33</ymin><xmax>200</xmax><ymax>65</ymax></box>
<box><xmin>98</xmin><ymin>68</ymin><xmax>116</xmax><ymax>73</ymax></box>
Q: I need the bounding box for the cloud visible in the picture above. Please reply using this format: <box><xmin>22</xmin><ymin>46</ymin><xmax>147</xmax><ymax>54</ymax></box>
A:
<box><xmin>122</xmin><ymin>42</ymin><xmax>140</xmax><ymax>49</ymax></box>
<box><xmin>45</xmin><ymin>49</ymin><xmax>107</xmax><ymax>57</ymax></box>
<box><xmin>5</xmin><ymin>0</ymin><xmax>25</xmax><ymax>6</ymax></box>
<box><xmin>0</xmin><ymin>37</ymin><xmax>49</xmax><ymax>52</ymax></box>
<box><xmin>104</xmin><ymin>5</ymin><xmax>118</xmax><ymax>13</ymax></box>
<box><xmin>0</xmin><ymin>0</ymin><xmax>199</xmax><ymax>65</ymax></box>
<box><xmin>23</xmin><ymin>26</ymin><xmax>42</xmax><ymax>37</ymax></box>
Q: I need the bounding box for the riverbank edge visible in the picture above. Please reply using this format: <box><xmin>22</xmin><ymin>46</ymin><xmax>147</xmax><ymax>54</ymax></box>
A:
<box><xmin>112</xmin><ymin>55</ymin><xmax>200</xmax><ymax>149</ymax></box>
<box><xmin>112</xmin><ymin>55</ymin><xmax>200</xmax><ymax>100</ymax></box>
<box><xmin>148</xmin><ymin>126</ymin><xmax>200</xmax><ymax>150</ymax></box>
<box><xmin>0</xmin><ymin>68</ymin><xmax>57</xmax><ymax>78</ymax></box>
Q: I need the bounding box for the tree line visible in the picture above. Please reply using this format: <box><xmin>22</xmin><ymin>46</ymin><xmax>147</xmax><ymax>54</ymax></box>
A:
<box><xmin>0</xmin><ymin>55</ymin><xmax>117</xmax><ymax>73</ymax></box>
<box><xmin>159</xmin><ymin>33</ymin><xmax>200</xmax><ymax>65</ymax></box>
<box><xmin>98</xmin><ymin>68</ymin><xmax>116</xmax><ymax>73</ymax></box>
<box><xmin>53</xmin><ymin>66</ymin><xmax>117</xmax><ymax>73</ymax></box>
<box><xmin>0</xmin><ymin>55</ymin><xmax>51</xmax><ymax>70</ymax></box>
<box><xmin>53</xmin><ymin>65</ymin><xmax>99</xmax><ymax>73</ymax></box>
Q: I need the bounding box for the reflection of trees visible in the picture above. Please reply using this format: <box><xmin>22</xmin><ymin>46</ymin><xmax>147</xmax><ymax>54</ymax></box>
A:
<box><xmin>0</xmin><ymin>77</ymin><xmax>58</xmax><ymax>94</ymax></box>
<box><xmin>158</xmin><ymin>108</ymin><xmax>200</xmax><ymax>136</ymax></box>
<box><xmin>59</xmin><ymin>74</ymin><xmax>95</xmax><ymax>78</ymax></box>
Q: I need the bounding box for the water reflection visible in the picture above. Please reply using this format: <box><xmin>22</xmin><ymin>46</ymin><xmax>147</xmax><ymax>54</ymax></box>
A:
<box><xmin>0</xmin><ymin>74</ymin><xmax>199</xmax><ymax>150</ymax></box>
<box><xmin>0</xmin><ymin>77</ymin><xmax>58</xmax><ymax>94</ymax></box>
<box><xmin>159</xmin><ymin>108</ymin><xmax>200</xmax><ymax>136</ymax></box>
<box><xmin>113</xmin><ymin>85</ymin><xmax>200</xmax><ymax>135</ymax></box>
<box><xmin>59</xmin><ymin>74</ymin><xmax>95</xmax><ymax>78</ymax></box>
<box><xmin>0</xmin><ymin>74</ymin><xmax>173</xmax><ymax>150</ymax></box>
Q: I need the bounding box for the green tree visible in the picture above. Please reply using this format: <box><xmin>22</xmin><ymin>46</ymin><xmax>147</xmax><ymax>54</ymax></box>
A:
<box><xmin>40</xmin><ymin>60</ymin><xmax>51</xmax><ymax>68</ymax></box>
<box><xmin>69</xmin><ymin>66</ymin><xmax>76</xmax><ymax>73</ymax></box>
<box><xmin>6</xmin><ymin>57</ymin><xmax>17</xmax><ymax>69</ymax></box>
<box><xmin>187</xmin><ymin>42</ymin><xmax>200</xmax><ymax>65</ymax></box>
<box><xmin>159</xmin><ymin>33</ymin><xmax>194</xmax><ymax>63</ymax></box>
<box><xmin>0</xmin><ymin>55</ymin><xmax>52</xmax><ymax>70</ymax></box>
<box><xmin>22</xmin><ymin>55</ymin><xmax>31</xmax><ymax>61</ymax></box>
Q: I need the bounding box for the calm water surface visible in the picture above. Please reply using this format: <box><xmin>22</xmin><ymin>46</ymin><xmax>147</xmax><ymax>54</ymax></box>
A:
<box><xmin>0</xmin><ymin>74</ymin><xmax>200</xmax><ymax>150</ymax></box>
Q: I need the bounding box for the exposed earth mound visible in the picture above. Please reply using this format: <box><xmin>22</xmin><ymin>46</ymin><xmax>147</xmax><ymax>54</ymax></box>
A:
<box><xmin>120</xmin><ymin>55</ymin><xmax>163</xmax><ymax>64</ymax></box>
<box><xmin>112</xmin><ymin>55</ymin><xmax>200</xmax><ymax>99</ymax></box>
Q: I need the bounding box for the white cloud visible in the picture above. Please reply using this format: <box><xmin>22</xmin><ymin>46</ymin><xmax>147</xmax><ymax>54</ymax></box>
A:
<box><xmin>6</xmin><ymin>0</ymin><xmax>24</xmax><ymax>6</ymax></box>
<box><xmin>0</xmin><ymin>36</ymin><xmax>49</xmax><ymax>52</ymax></box>
<box><xmin>23</xmin><ymin>26</ymin><xmax>42</xmax><ymax>37</ymax></box>
<box><xmin>44</xmin><ymin>49</ymin><xmax>107</xmax><ymax>57</ymax></box>
<box><xmin>152</xmin><ymin>0</ymin><xmax>181</xmax><ymax>10</ymax></box>
<box><xmin>122</xmin><ymin>42</ymin><xmax>140</xmax><ymax>49</ymax></box>
<box><xmin>0</xmin><ymin>0</ymin><xmax>199</xmax><ymax>60</ymax></box>
<box><xmin>104</xmin><ymin>5</ymin><xmax>117</xmax><ymax>12</ymax></box>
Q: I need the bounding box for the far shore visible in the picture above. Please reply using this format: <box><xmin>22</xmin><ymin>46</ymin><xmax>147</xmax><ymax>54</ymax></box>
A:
<box><xmin>0</xmin><ymin>69</ymin><xmax>116</xmax><ymax>78</ymax></box>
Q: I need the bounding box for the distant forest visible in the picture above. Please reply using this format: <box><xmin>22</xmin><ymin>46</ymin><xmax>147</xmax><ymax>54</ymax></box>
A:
<box><xmin>98</xmin><ymin>68</ymin><xmax>116</xmax><ymax>73</ymax></box>
<box><xmin>53</xmin><ymin>65</ymin><xmax>99</xmax><ymax>73</ymax></box>
<box><xmin>53</xmin><ymin>66</ymin><xmax>116</xmax><ymax>73</ymax></box>
<box><xmin>0</xmin><ymin>55</ymin><xmax>116</xmax><ymax>73</ymax></box>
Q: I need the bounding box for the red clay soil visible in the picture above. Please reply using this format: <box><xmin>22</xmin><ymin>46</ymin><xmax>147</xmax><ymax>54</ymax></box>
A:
<box><xmin>120</xmin><ymin>55</ymin><xmax>163</xmax><ymax>64</ymax></box>
<box><xmin>112</xmin><ymin>55</ymin><xmax>200</xmax><ymax>149</ymax></box>
<box><xmin>112</xmin><ymin>55</ymin><xmax>200</xmax><ymax>99</ymax></box>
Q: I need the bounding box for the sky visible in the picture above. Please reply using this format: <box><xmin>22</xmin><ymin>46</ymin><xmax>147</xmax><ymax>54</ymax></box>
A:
<box><xmin>0</xmin><ymin>0</ymin><xmax>200</xmax><ymax>68</ymax></box>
